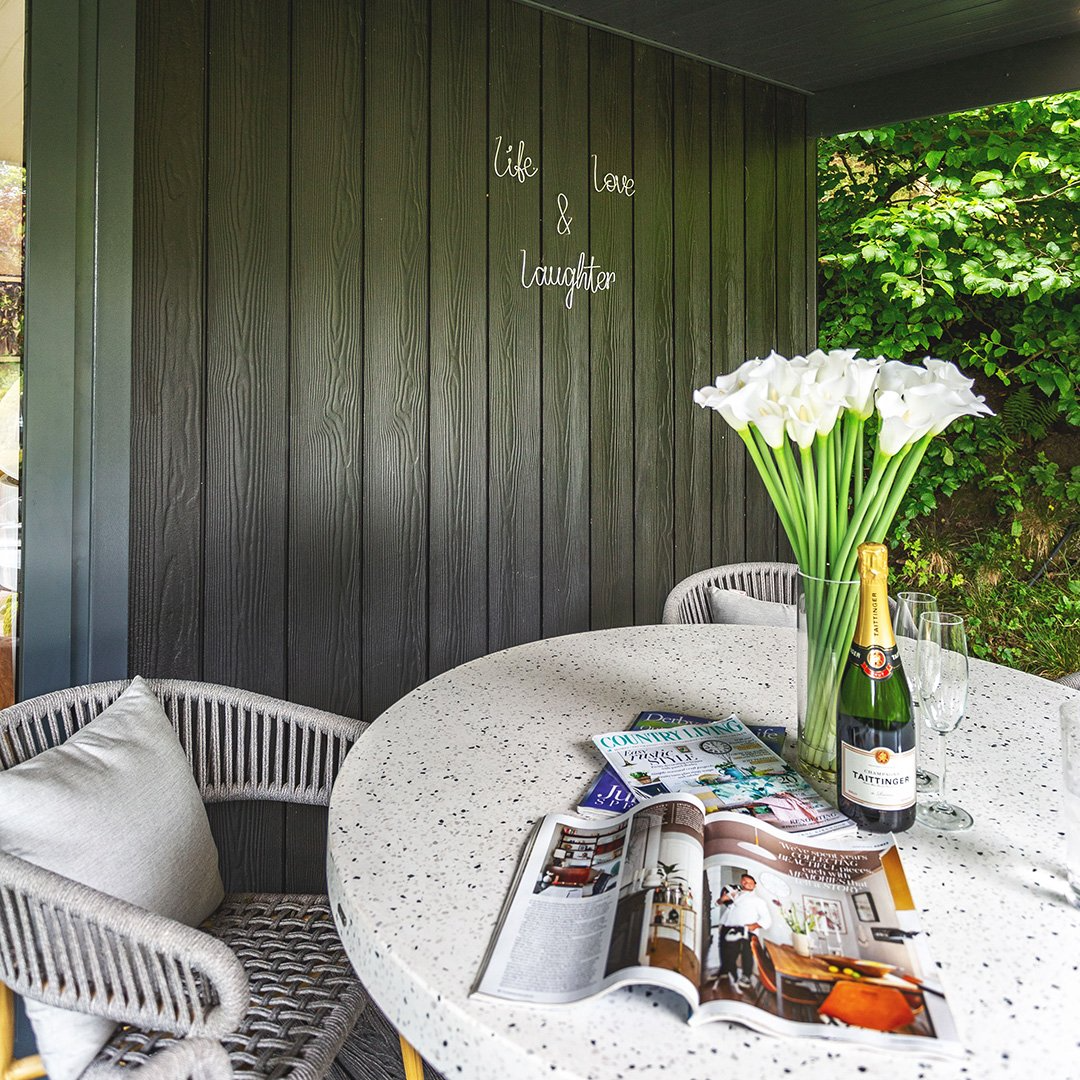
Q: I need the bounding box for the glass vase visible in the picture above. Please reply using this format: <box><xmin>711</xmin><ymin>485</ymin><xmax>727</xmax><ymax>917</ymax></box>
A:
<box><xmin>796</xmin><ymin>570</ymin><xmax>860</xmax><ymax>795</ymax></box>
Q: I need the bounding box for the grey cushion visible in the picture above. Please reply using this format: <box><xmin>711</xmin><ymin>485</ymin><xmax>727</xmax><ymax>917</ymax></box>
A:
<box><xmin>0</xmin><ymin>676</ymin><xmax>224</xmax><ymax>1080</ymax></box>
<box><xmin>707</xmin><ymin>586</ymin><xmax>797</xmax><ymax>628</ymax></box>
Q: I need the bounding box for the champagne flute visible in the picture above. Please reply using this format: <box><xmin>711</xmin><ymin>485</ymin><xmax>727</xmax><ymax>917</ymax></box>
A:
<box><xmin>915</xmin><ymin>612</ymin><xmax>973</xmax><ymax>831</ymax></box>
<box><xmin>895</xmin><ymin>591</ymin><xmax>939</xmax><ymax>793</ymax></box>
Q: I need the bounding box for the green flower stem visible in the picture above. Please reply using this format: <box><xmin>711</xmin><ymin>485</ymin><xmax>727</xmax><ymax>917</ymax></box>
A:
<box><xmin>800</xmin><ymin>581</ymin><xmax>861</xmax><ymax>771</ymax></box>
<box><xmin>818</xmin><ymin>448</ymin><xmax>909</xmax><ymax>659</ymax></box>
<box><xmin>775</xmin><ymin>443</ymin><xmax>810</xmax><ymax>565</ymax></box>
<box><xmin>832</xmin><ymin>449</ymin><xmax>906</xmax><ymax>582</ymax></box>
<box><xmin>740</xmin><ymin>429</ymin><xmax>806</xmax><ymax>566</ymax></box>
<box><xmin>814</xmin><ymin>436</ymin><xmax>830</xmax><ymax>579</ymax></box>
<box><xmin>776</xmin><ymin>441</ymin><xmax>806</xmax><ymax>511</ymax></box>
<box><xmin>867</xmin><ymin>433</ymin><xmax>933</xmax><ymax>542</ymax></box>
<box><xmin>835</xmin><ymin>413</ymin><xmax>862</xmax><ymax>557</ymax></box>
<box><xmin>800</xmin><ymin>447</ymin><xmax>819</xmax><ymax>577</ymax></box>
<box><xmin>854</xmin><ymin>423</ymin><xmax>865</xmax><ymax>505</ymax></box>
<box><xmin>748</xmin><ymin>426</ymin><xmax>790</xmax><ymax>518</ymax></box>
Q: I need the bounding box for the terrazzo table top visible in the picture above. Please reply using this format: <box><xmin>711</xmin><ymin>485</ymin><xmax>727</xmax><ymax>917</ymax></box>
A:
<box><xmin>327</xmin><ymin>624</ymin><xmax>1079</xmax><ymax>1080</ymax></box>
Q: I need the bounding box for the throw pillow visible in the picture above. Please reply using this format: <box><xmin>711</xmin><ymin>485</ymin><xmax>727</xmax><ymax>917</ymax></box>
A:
<box><xmin>707</xmin><ymin>586</ymin><xmax>797</xmax><ymax>628</ymax></box>
<box><xmin>0</xmin><ymin>677</ymin><xmax>224</xmax><ymax>1080</ymax></box>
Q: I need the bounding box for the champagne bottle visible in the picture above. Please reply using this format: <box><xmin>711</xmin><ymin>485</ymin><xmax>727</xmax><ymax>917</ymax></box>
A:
<box><xmin>836</xmin><ymin>543</ymin><xmax>916</xmax><ymax>832</ymax></box>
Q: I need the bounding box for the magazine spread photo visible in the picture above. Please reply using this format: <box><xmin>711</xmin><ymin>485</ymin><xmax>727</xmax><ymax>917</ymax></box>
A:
<box><xmin>590</xmin><ymin>712</ymin><xmax>853</xmax><ymax>837</ymax></box>
<box><xmin>473</xmin><ymin>794</ymin><xmax>961</xmax><ymax>1056</ymax></box>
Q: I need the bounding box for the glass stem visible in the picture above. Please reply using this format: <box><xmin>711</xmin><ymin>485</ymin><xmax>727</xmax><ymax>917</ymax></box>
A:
<box><xmin>934</xmin><ymin>730</ymin><xmax>950</xmax><ymax>810</ymax></box>
<box><xmin>933</xmin><ymin>719</ymin><xmax>946</xmax><ymax>792</ymax></box>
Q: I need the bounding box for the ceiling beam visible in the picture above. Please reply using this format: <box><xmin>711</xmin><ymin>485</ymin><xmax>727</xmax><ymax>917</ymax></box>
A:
<box><xmin>810</xmin><ymin>31</ymin><xmax>1080</xmax><ymax>137</ymax></box>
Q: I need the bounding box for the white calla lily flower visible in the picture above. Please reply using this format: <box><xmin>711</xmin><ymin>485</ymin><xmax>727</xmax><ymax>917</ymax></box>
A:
<box><xmin>782</xmin><ymin>399</ymin><xmax>819</xmax><ymax>449</ymax></box>
<box><xmin>723</xmin><ymin>381</ymin><xmax>788</xmax><ymax>447</ymax></box>
<box><xmin>927</xmin><ymin>385</ymin><xmax>994</xmax><ymax>434</ymax></box>
<box><xmin>843</xmin><ymin>356</ymin><xmax>884</xmax><ymax>418</ymax></box>
<box><xmin>875</xmin><ymin>389</ymin><xmax>936</xmax><ymax>456</ymax></box>
<box><xmin>876</xmin><ymin>359</ymin><xmax>931</xmax><ymax>395</ymax></box>
<box><xmin>922</xmin><ymin>356</ymin><xmax>977</xmax><ymax>393</ymax></box>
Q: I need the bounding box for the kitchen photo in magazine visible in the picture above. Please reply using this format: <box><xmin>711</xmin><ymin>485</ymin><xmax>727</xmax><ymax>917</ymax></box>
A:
<box><xmin>473</xmin><ymin>794</ymin><xmax>960</xmax><ymax>1055</ymax></box>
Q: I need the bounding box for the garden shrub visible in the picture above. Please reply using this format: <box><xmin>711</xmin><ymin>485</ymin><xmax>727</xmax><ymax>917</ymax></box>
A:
<box><xmin>818</xmin><ymin>93</ymin><xmax>1080</xmax><ymax>677</ymax></box>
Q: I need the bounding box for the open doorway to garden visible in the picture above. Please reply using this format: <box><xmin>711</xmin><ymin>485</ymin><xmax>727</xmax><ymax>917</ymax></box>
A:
<box><xmin>0</xmin><ymin>0</ymin><xmax>21</xmax><ymax>709</ymax></box>
<box><xmin>817</xmin><ymin>93</ymin><xmax>1080</xmax><ymax>679</ymax></box>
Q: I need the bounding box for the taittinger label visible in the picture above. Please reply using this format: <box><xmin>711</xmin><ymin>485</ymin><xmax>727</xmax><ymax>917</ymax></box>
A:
<box><xmin>840</xmin><ymin>742</ymin><xmax>916</xmax><ymax>809</ymax></box>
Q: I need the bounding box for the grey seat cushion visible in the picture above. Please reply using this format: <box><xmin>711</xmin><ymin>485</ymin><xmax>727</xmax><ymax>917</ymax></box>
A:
<box><xmin>0</xmin><ymin>676</ymin><xmax>224</xmax><ymax>1080</ymax></box>
<box><xmin>707</xmin><ymin>585</ymin><xmax>797</xmax><ymax>628</ymax></box>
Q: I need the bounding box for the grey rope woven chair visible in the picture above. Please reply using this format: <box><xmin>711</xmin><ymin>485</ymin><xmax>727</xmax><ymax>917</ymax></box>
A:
<box><xmin>662</xmin><ymin>562</ymin><xmax>799</xmax><ymax>624</ymax></box>
<box><xmin>0</xmin><ymin>679</ymin><xmax>370</xmax><ymax>1080</ymax></box>
<box><xmin>1058</xmin><ymin>672</ymin><xmax>1080</xmax><ymax>691</ymax></box>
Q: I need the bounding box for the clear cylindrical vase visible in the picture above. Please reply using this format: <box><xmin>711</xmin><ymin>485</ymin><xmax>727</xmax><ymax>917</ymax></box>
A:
<box><xmin>796</xmin><ymin>570</ymin><xmax>860</xmax><ymax>795</ymax></box>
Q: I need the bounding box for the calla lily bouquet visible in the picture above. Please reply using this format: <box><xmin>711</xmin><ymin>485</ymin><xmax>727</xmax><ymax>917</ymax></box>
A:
<box><xmin>695</xmin><ymin>349</ymin><xmax>991</xmax><ymax>778</ymax></box>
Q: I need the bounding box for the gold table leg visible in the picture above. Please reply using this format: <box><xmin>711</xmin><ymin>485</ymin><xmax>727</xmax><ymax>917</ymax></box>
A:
<box><xmin>399</xmin><ymin>1033</ymin><xmax>425</xmax><ymax>1080</ymax></box>
<box><xmin>0</xmin><ymin>986</ymin><xmax>44</xmax><ymax>1080</ymax></box>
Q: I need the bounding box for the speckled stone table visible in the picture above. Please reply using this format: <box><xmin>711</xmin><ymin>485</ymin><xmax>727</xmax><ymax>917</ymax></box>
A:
<box><xmin>327</xmin><ymin>624</ymin><xmax>1079</xmax><ymax>1080</ymax></box>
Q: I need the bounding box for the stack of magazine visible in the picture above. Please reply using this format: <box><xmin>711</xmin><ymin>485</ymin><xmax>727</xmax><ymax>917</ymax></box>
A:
<box><xmin>579</xmin><ymin>710</ymin><xmax>850</xmax><ymax>837</ymax></box>
<box><xmin>473</xmin><ymin>709</ymin><xmax>961</xmax><ymax>1056</ymax></box>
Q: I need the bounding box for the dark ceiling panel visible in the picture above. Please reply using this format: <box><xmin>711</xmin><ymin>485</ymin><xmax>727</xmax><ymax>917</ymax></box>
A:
<box><xmin>519</xmin><ymin>0</ymin><xmax>1080</xmax><ymax>93</ymax></box>
<box><xmin>811</xmin><ymin>28</ymin><xmax>1080</xmax><ymax>134</ymax></box>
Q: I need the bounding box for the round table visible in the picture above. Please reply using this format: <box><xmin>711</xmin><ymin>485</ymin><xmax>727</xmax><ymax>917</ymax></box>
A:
<box><xmin>327</xmin><ymin>624</ymin><xmax>1079</xmax><ymax>1080</ymax></box>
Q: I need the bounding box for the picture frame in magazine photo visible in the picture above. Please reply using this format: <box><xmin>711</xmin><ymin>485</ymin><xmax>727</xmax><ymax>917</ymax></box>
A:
<box><xmin>326</xmin><ymin>623</ymin><xmax>1080</xmax><ymax>1080</ymax></box>
<box><xmin>803</xmin><ymin>896</ymin><xmax>846</xmax><ymax>935</ymax></box>
<box><xmin>853</xmin><ymin>891</ymin><xmax>880</xmax><ymax>923</ymax></box>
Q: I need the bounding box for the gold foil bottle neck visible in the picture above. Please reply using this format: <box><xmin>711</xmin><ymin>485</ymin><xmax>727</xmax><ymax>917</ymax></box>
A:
<box><xmin>857</xmin><ymin>542</ymin><xmax>889</xmax><ymax>580</ymax></box>
<box><xmin>853</xmin><ymin>542</ymin><xmax>895</xmax><ymax>648</ymax></box>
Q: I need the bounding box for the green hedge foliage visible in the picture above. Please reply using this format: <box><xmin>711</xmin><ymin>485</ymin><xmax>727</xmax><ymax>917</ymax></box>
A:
<box><xmin>818</xmin><ymin>93</ymin><xmax>1080</xmax><ymax>676</ymax></box>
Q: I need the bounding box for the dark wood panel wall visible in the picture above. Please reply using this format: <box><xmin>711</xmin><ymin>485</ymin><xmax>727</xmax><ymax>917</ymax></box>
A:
<box><xmin>131</xmin><ymin>0</ymin><xmax>813</xmax><ymax>887</ymax></box>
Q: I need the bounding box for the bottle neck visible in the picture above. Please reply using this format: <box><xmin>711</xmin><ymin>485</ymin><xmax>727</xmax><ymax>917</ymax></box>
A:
<box><xmin>853</xmin><ymin>574</ymin><xmax>896</xmax><ymax>649</ymax></box>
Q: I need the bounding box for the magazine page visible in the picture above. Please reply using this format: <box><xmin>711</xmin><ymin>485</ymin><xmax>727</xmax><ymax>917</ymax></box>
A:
<box><xmin>473</xmin><ymin>794</ymin><xmax>708</xmax><ymax>1007</ymax></box>
<box><xmin>691</xmin><ymin>813</ymin><xmax>962</xmax><ymax>1057</ymax></box>
<box><xmin>591</xmin><ymin>715</ymin><xmax>853</xmax><ymax>837</ymax></box>
<box><xmin>577</xmin><ymin>710</ymin><xmax>788</xmax><ymax>818</ymax></box>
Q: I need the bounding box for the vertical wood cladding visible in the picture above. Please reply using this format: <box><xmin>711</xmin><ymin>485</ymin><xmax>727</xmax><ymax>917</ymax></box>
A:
<box><xmin>132</xmin><ymin>0</ymin><xmax>814</xmax><ymax>882</ymax></box>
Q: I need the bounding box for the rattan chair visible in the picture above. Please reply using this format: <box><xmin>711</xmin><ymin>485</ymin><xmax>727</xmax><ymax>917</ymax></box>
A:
<box><xmin>662</xmin><ymin>562</ymin><xmax>799</xmax><ymax>624</ymax></box>
<box><xmin>0</xmin><ymin>679</ymin><xmax>370</xmax><ymax>1080</ymax></box>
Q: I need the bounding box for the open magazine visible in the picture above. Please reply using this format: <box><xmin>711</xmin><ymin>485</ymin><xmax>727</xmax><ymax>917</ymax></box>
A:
<box><xmin>473</xmin><ymin>794</ymin><xmax>961</xmax><ymax>1056</ymax></box>
<box><xmin>591</xmin><ymin>713</ymin><xmax>852</xmax><ymax>837</ymax></box>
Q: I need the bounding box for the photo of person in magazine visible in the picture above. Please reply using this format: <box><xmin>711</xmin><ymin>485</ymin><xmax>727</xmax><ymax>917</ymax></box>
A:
<box><xmin>697</xmin><ymin>820</ymin><xmax>940</xmax><ymax>1038</ymax></box>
